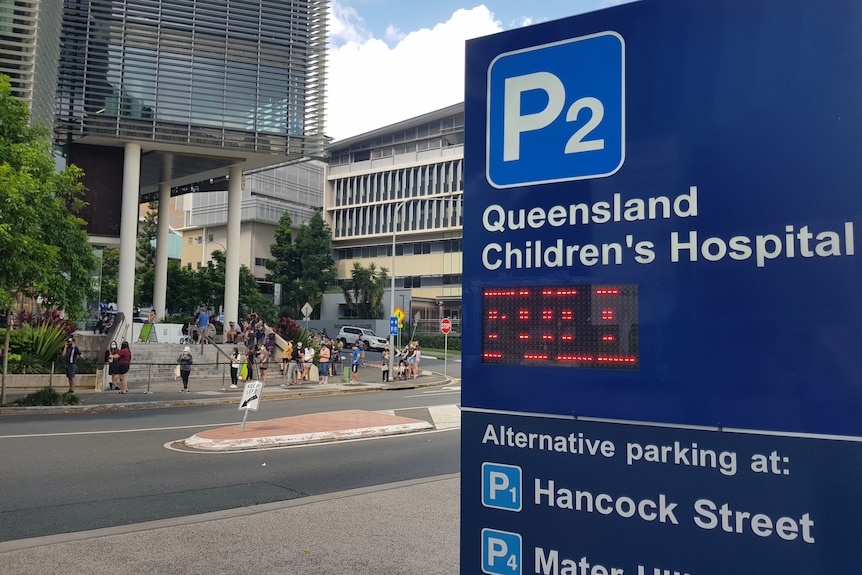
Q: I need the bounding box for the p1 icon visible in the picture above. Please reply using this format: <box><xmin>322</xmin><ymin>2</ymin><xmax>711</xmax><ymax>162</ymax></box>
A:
<box><xmin>482</xmin><ymin>528</ymin><xmax>522</xmax><ymax>575</ymax></box>
<box><xmin>482</xmin><ymin>462</ymin><xmax>522</xmax><ymax>511</ymax></box>
<box><xmin>486</xmin><ymin>31</ymin><xmax>624</xmax><ymax>188</ymax></box>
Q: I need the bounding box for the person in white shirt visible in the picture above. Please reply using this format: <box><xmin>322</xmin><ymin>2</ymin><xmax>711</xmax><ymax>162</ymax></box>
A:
<box><xmin>229</xmin><ymin>347</ymin><xmax>243</xmax><ymax>389</ymax></box>
<box><xmin>302</xmin><ymin>344</ymin><xmax>315</xmax><ymax>381</ymax></box>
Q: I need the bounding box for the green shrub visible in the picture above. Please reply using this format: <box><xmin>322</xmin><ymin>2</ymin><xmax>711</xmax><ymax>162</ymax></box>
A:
<box><xmin>14</xmin><ymin>387</ymin><xmax>82</xmax><ymax>406</ymax></box>
<box><xmin>415</xmin><ymin>334</ymin><xmax>461</xmax><ymax>351</ymax></box>
<box><xmin>76</xmin><ymin>354</ymin><xmax>98</xmax><ymax>374</ymax></box>
<box><xmin>7</xmin><ymin>352</ymin><xmax>50</xmax><ymax>374</ymax></box>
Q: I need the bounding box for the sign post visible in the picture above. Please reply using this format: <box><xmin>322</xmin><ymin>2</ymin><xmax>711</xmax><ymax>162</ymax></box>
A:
<box><xmin>440</xmin><ymin>318</ymin><xmax>452</xmax><ymax>376</ymax></box>
<box><xmin>301</xmin><ymin>302</ymin><xmax>313</xmax><ymax>329</ymax></box>
<box><xmin>238</xmin><ymin>380</ymin><xmax>263</xmax><ymax>432</ymax></box>
<box><xmin>462</xmin><ymin>1</ymin><xmax>862</xmax><ymax>573</ymax></box>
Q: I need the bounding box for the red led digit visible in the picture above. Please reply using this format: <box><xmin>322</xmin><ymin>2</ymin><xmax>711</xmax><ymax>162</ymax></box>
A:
<box><xmin>482</xmin><ymin>284</ymin><xmax>638</xmax><ymax>370</ymax></box>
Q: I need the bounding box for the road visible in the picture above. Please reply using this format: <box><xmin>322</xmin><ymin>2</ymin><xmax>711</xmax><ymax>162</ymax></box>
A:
<box><xmin>0</xmin><ymin>376</ymin><xmax>461</xmax><ymax>543</ymax></box>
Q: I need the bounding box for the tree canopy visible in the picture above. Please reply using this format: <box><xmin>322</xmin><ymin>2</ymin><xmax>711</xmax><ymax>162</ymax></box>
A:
<box><xmin>0</xmin><ymin>74</ymin><xmax>95</xmax><ymax>318</ymax></box>
<box><xmin>0</xmin><ymin>74</ymin><xmax>96</xmax><ymax>402</ymax></box>
<box><xmin>265</xmin><ymin>210</ymin><xmax>336</xmax><ymax>318</ymax></box>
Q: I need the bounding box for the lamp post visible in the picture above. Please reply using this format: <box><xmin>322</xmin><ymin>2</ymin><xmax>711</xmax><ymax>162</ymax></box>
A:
<box><xmin>389</xmin><ymin>200</ymin><xmax>407</xmax><ymax>376</ymax></box>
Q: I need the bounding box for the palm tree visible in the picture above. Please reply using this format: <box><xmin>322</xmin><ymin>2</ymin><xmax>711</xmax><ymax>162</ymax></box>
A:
<box><xmin>342</xmin><ymin>262</ymin><xmax>389</xmax><ymax>319</ymax></box>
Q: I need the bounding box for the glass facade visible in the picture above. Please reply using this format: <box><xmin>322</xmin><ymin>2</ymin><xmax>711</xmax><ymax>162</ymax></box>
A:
<box><xmin>55</xmin><ymin>0</ymin><xmax>327</xmax><ymax>156</ymax></box>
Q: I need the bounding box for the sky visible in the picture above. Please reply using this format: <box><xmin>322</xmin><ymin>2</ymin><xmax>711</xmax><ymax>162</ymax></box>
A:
<box><xmin>325</xmin><ymin>0</ymin><xmax>633</xmax><ymax>141</ymax></box>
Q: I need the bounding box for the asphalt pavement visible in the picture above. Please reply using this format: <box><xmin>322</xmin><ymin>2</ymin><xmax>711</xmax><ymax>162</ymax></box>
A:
<box><xmin>0</xmin><ymin>365</ymin><xmax>463</xmax><ymax>574</ymax></box>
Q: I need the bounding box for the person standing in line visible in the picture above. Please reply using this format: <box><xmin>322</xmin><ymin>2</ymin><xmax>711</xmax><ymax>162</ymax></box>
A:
<box><xmin>402</xmin><ymin>342</ymin><xmax>415</xmax><ymax>378</ymax></box>
<box><xmin>177</xmin><ymin>346</ymin><xmax>193</xmax><ymax>392</ymax></box>
<box><xmin>111</xmin><ymin>341</ymin><xmax>132</xmax><ymax>393</ymax></box>
<box><xmin>350</xmin><ymin>341</ymin><xmax>362</xmax><ymax>384</ymax></box>
<box><xmin>244</xmin><ymin>342</ymin><xmax>256</xmax><ymax>381</ymax></box>
<box><xmin>357</xmin><ymin>335</ymin><xmax>367</xmax><ymax>367</ymax></box>
<box><xmin>285</xmin><ymin>342</ymin><xmax>302</xmax><ymax>385</ymax></box>
<box><xmin>229</xmin><ymin>347</ymin><xmax>242</xmax><ymax>389</ymax></box>
<box><xmin>411</xmin><ymin>342</ymin><xmax>422</xmax><ymax>379</ymax></box>
<box><xmin>381</xmin><ymin>348</ymin><xmax>390</xmax><ymax>383</ymax></box>
<box><xmin>318</xmin><ymin>339</ymin><xmax>331</xmax><ymax>384</ymax></box>
<box><xmin>106</xmin><ymin>340</ymin><xmax>119</xmax><ymax>389</ymax></box>
<box><xmin>257</xmin><ymin>344</ymin><xmax>270</xmax><ymax>383</ymax></box>
<box><xmin>280</xmin><ymin>341</ymin><xmax>292</xmax><ymax>376</ymax></box>
<box><xmin>302</xmin><ymin>343</ymin><xmax>315</xmax><ymax>381</ymax></box>
<box><xmin>61</xmin><ymin>337</ymin><xmax>81</xmax><ymax>393</ymax></box>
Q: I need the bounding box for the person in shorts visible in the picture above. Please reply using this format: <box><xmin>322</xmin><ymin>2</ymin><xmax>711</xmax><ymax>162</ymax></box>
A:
<box><xmin>350</xmin><ymin>342</ymin><xmax>362</xmax><ymax>384</ymax></box>
<box><xmin>318</xmin><ymin>339</ymin><xmax>331</xmax><ymax>384</ymax></box>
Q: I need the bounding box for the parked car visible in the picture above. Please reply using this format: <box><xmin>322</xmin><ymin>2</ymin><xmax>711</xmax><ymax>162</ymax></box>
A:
<box><xmin>337</xmin><ymin>326</ymin><xmax>389</xmax><ymax>351</ymax></box>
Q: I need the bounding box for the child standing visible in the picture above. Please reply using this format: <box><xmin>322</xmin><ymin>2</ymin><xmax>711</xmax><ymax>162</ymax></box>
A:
<box><xmin>381</xmin><ymin>349</ymin><xmax>390</xmax><ymax>382</ymax></box>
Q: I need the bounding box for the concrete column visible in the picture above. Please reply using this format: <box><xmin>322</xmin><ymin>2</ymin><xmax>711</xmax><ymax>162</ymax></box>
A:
<box><xmin>117</xmin><ymin>142</ymin><xmax>141</xmax><ymax>331</ymax></box>
<box><xmin>224</xmin><ymin>165</ymin><xmax>242</xmax><ymax>327</ymax></box>
<box><xmin>153</xmin><ymin>154</ymin><xmax>172</xmax><ymax>319</ymax></box>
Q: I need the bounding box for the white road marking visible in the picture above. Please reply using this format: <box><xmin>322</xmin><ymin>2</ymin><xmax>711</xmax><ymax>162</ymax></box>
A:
<box><xmin>0</xmin><ymin>422</ymin><xmax>234</xmax><ymax>440</ymax></box>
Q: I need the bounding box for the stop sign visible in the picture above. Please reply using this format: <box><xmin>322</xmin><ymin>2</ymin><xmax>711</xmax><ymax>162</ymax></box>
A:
<box><xmin>440</xmin><ymin>318</ymin><xmax>452</xmax><ymax>334</ymax></box>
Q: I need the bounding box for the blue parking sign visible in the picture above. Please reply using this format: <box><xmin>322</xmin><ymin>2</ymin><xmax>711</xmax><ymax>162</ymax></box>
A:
<box><xmin>486</xmin><ymin>31</ymin><xmax>624</xmax><ymax>188</ymax></box>
<box><xmin>482</xmin><ymin>462</ymin><xmax>522</xmax><ymax>512</ymax></box>
<box><xmin>482</xmin><ymin>528</ymin><xmax>522</xmax><ymax>575</ymax></box>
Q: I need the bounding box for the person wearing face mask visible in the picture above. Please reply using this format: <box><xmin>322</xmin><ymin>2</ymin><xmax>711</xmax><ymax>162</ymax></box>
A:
<box><xmin>105</xmin><ymin>341</ymin><xmax>119</xmax><ymax>390</ymax></box>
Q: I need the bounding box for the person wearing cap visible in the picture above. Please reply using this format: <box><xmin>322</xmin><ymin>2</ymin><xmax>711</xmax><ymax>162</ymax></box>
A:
<box><xmin>177</xmin><ymin>346</ymin><xmax>194</xmax><ymax>392</ymax></box>
<box><xmin>61</xmin><ymin>337</ymin><xmax>81</xmax><ymax>393</ymax></box>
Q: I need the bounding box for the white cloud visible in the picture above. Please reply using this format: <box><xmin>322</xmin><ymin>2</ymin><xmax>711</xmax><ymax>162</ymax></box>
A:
<box><xmin>326</xmin><ymin>3</ymin><xmax>502</xmax><ymax>141</ymax></box>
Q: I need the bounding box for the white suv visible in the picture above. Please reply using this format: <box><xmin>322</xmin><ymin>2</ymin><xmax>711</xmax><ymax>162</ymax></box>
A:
<box><xmin>337</xmin><ymin>326</ymin><xmax>388</xmax><ymax>351</ymax></box>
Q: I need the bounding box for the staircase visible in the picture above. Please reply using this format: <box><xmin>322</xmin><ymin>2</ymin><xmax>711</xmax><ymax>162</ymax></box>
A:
<box><xmin>126</xmin><ymin>342</ymin><xmax>235</xmax><ymax>382</ymax></box>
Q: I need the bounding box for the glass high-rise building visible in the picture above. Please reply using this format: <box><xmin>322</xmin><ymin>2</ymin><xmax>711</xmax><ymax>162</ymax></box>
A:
<box><xmin>0</xmin><ymin>0</ymin><xmax>328</xmax><ymax>325</ymax></box>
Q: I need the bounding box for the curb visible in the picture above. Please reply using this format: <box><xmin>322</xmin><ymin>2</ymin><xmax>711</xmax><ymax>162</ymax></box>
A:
<box><xmin>0</xmin><ymin>375</ymin><xmax>455</xmax><ymax>416</ymax></box>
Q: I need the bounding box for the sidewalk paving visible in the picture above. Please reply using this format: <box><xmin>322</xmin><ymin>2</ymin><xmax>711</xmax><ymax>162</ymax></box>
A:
<box><xmin>0</xmin><ymin>474</ymin><xmax>461</xmax><ymax>575</ymax></box>
<box><xmin>1</xmin><ymin>366</ymin><xmax>456</xmax><ymax>413</ymax></box>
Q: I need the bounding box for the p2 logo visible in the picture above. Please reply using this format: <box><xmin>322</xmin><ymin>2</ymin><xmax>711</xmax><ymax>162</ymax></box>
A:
<box><xmin>486</xmin><ymin>31</ymin><xmax>625</xmax><ymax>189</ymax></box>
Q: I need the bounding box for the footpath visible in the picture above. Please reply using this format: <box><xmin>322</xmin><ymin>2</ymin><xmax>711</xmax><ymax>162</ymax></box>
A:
<box><xmin>0</xmin><ymin>366</ymin><xmax>462</xmax><ymax>574</ymax></box>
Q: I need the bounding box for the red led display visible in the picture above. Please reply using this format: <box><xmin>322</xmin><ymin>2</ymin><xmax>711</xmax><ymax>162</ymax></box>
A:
<box><xmin>482</xmin><ymin>284</ymin><xmax>639</xmax><ymax>369</ymax></box>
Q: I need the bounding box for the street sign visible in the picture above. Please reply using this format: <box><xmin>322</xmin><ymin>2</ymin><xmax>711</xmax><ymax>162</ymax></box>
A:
<box><xmin>301</xmin><ymin>302</ymin><xmax>313</xmax><ymax>321</ymax></box>
<box><xmin>440</xmin><ymin>318</ymin><xmax>452</xmax><ymax>334</ymax></box>
<box><xmin>394</xmin><ymin>306</ymin><xmax>405</xmax><ymax>328</ymax></box>
<box><xmin>238</xmin><ymin>380</ymin><xmax>263</xmax><ymax>412</ymax></box>
<box><xmin>462</xmin><ymin>0</ymin><xmax>862</xmax><ymax>573</ymax></box>
<box><xmin>390</xmin><ymin>316</ymin><xmax>399</xmax><ymax>336</ymax></box>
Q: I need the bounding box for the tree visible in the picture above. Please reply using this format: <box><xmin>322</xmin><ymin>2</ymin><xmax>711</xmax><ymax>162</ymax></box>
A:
<box><xmin>265</xmin><ymin>210</ymin><xmax>335</xmax><ymax>318</ymax></box>
<box><xmin>0</xmin><ymin>74</ymin><xmax>96</xmax><ymax>402</ymax></box>
<box><xmin>136</xmin><ymin>201</ymin><xmax>158</xmax><ymax>268</ymax></box>
<box><xmin>342</xmin><ymin>262</ymin><xmax>388</xmax><ymax>319</ymax></box>
<box><xmin>100</xmin><ymin>247</ymin><xmax>119</xmax><ymax>305</ymax></box>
